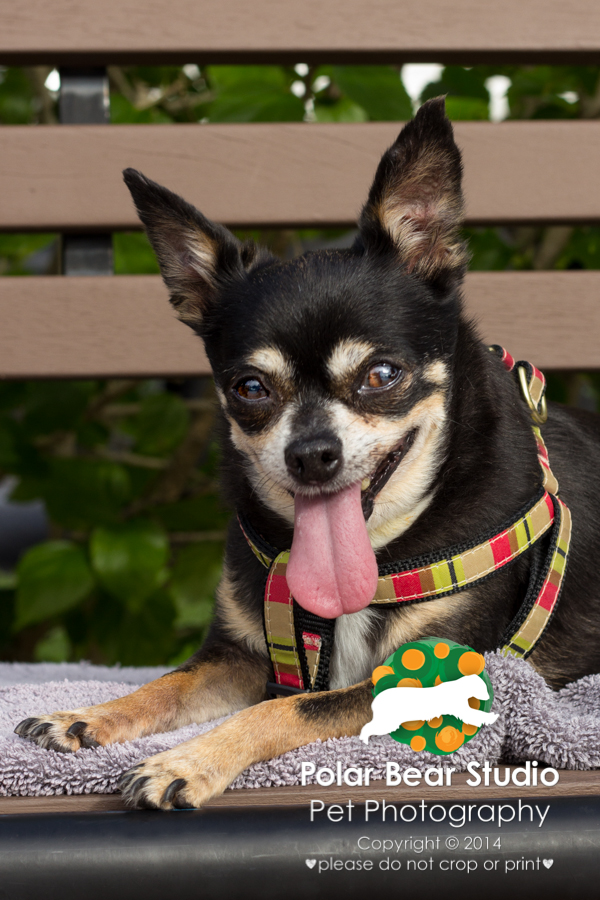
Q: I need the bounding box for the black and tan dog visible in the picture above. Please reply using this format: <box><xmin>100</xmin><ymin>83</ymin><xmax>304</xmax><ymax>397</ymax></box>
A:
<box><xmin>16</xmin><ymin>98</ymin><xmax>600</xmax><ymax>809</ymax></box>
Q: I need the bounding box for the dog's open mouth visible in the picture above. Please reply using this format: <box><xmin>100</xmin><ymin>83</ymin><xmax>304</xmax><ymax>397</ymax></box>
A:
<box><xmin>286</xmin><ymin>429</ymin><xmax>416</xmax><ymax>620</ymax></box>
<box><xmin>361</xmin><ymin>428</ymin><xmax>417</xmax><ymax>522</ymax></box>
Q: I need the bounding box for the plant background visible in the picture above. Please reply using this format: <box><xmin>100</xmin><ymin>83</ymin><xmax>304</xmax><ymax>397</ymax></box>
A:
<box><xmin>1</xmin><ymin>62</ymin><xmax>599</xmax><ymax>666</ymax></box>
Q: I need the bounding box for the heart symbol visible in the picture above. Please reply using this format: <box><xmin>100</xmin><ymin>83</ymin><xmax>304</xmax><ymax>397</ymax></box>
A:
<box><xmin>305</xmin><ymin>859</ymin><xmax>316</xmax><ymax>869</ymax></box>
<box><xmin>543</xmin><ymin>859</ymin><xmax>553</xmax><ymax>869</ymax></box>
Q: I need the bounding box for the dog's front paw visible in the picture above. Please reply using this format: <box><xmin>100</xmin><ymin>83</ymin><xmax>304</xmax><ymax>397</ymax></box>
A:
<box><xmin>118</xmin><ymin>739</ymin><xmax>233</xmax><ymax>810</ymax></box>
<box><xmin>15</xmin><ymin>711</ymin><xmax>109</xmax><ymax>753</ymax></box>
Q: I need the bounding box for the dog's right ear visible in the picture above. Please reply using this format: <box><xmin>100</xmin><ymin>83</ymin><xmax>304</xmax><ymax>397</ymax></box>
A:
<box><xmin>123</xmin><ymin>168</ymin><xmax>251</xmax><ymax>325</ymax></box>
<box><xmin>357</xmin><ymin>97</ymin><xmax>468</xmax><ymax>285</ymax></box>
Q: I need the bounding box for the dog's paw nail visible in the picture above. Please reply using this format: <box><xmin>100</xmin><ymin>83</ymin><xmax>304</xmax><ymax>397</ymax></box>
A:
<box><xmin>172</xmin><ymin>791</ymin><xmax>196</xmax><ymax>810</ymax></box>
<box><xmin>117</xmin><ymin>768</ymin><xmax>141</xmax><ymax>791</ymax></box>
<box><xmin>162</xmin><ymin>778</ymin><xmax>188</xmax><ymax>806</ymax></box>
<box><xmin>66</xmin><ymin>721</ymin><xmax>88</xmax><ymax>737</ymax></box>
<box><xmin>14</xmin><ymin>717</ymin><xmax>38</xmax><ymax>737</ymax></box>
<box><xmin>30</xmin><ymin>723</ymin><xmax>52</xmax><ymax>738</ymax></box>
<box><xmin>126</xmin><ymin>775</ymin><xmax>152</xmax><ymax>805</ymax></box>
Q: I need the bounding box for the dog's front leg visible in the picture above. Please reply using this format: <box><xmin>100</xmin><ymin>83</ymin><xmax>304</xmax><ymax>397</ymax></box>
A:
<box><xmin>15</xmin><ymin>644</ymin><xmax>270</xmax><ymax>753</ymax></box>
<box><xmin>119</xmin><ymin>679</ymin><xmax>374</xmax><ymax>809</ymax></box>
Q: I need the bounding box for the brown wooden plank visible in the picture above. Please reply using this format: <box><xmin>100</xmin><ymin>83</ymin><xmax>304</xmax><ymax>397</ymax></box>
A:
<box><xmin>0</xmin><ymin>271</ymin><xmax>597</xmax><ymax>379</ymax></box>
<box><xmin>2</xmin><ymin>0</ymin><xmax>600</xmax><ymax>65</ymax></box>
<box><xmin>3</xmin><ymin>122</ymin><xmax>600</xmax><ymax>232</ymax></box>
<box><xmin>1</xmin><ymin>768</ymin><xmax>599</xmax><ymax>815</ymax></box>
<box><xmin>0</xmin><ymin>276</ymin><xmax>210</xmax><ymax>379</ymax></box>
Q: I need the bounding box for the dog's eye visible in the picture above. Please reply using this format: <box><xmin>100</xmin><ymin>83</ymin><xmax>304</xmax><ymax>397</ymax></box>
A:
<box><xmin>361</xmin><ymin>363</ymin><xmax>401</xmax><ymax>391</ymax></box>
<box><xmin>234</xmin><ymin>377</ymin><xmax>269</xmax><ymax>401</ymax></box>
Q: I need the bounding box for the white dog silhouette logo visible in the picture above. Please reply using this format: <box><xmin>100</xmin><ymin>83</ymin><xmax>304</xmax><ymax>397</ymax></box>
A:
<box><xmin>359</xmin><ymin>673</ymin><xmax>498</xmax><ymax>744</ymax></box>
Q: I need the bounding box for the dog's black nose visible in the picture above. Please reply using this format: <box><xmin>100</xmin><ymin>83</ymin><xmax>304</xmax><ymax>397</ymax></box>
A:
<box><xmin>285</xmin><ymin>435</ymin><xmax>343</xmax><ymax>485</ymax></box>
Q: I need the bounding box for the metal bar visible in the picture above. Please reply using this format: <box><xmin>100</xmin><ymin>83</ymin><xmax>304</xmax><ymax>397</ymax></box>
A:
<box><xmin>59</xmin><ymin>68</ymin><xmax>113</xmax><ymax>275</ymax></box>
<box><xmin>0</xmin><ymin>799</ymin><xmax>599</xmax><ymax>899</ymax></box>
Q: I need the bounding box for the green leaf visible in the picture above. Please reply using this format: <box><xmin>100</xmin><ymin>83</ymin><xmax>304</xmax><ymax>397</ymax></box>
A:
<box><xmin>94</xmin><ymin>588</ymin><xmax>178</xmax><ymax>666</ymax></box>
<box><xmin>154</xmin><ymin>495</ymin><xmax>230</xmax><ymax>531</ymax></box>
<box><xmin>110</xmin><ymin>93</ymin><xmax>172</xmax><ymax>124</ymax></box>
<box><xmin>0</xmin><ymin>569</ymin><xmax>17</xmax><ymax>590</ymax></box>
<box><xmin>13</xmin><ymin>459</ymin><xmax>131</xmax><ymax>529</ymax></box>
<box><xmin>168</xmin><ymin>543</ymin><xmax>223</xmax><ymax>629</ymax></box>
<box><xmin>14</xmin><ymin>541</ymin><xmax>95</xmax><ymax>631</ymax></box>
<box><xmin>422</xmin><ymin>66</ymin><xmax>490</xmax><ymax>103</ymax></box>
<box><xmin>133</xmin><ymin>393</ymin><xmax>190</xmax><ymax>456</ymax></box>
<box><xmin>34</xmin><ymin>625</ymin><xmax>72</xmax><ymax>662</ymax></box>
<box><xmin>114</xmin><ymin>233</ymin><xmax>160</xmax><ymax>275</ymax></box>
<box><xmin>206</xmin><ymin>66</ymin><xmax>305</xmax><ymax>122</ymax></box>
<box><xmin>555</xmin><ymin>227</ymin><xmax>600</xmax><ymax>270</ymax></box>
<box><xmin>445</xmin><ymin>97</ymin><xmax>490</xmax><ymax>121</ymax></box>
<box><xmin>21</xmin><ymin>381</ymin><xmax>97</xmax><ymax>436</ymax></box>
<box><xmin>314</xmin><ymin>97</ymin><xmax>368</xmax><ymax>123</ymax></box>
<box><xmin>90</xmin><ymin>520</ymin><xmax>170</xmax><ymax>611</ymax></box>
<box><xmin>331</xmin><ymin>66</ymin><xmax>413</xmax><ymax>120</ymax></box>
<box><xmin>0</xmin><ymin>234</ymin><xmax>59</xmax><ymax>276</ymax></box>
<box><xmin>465</xmin><ymin>227</ymin><xmax>514</xmax><ymax>271</ymax></box>
<box><xmin>0</xmin><ymin>68</ymin><xmax>37</xmax><ymax>124</ymax></box>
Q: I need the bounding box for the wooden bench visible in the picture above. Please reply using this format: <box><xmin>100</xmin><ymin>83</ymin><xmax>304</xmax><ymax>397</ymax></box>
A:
<box><xmin>1</xmin><ymin>3</ymin><xmax>600</xmax><ymax>895</ymax></box>
<box><xmin>2</xmin><ymin>0</ymin><xmax>600</xmax><ymax>378</ymax></box>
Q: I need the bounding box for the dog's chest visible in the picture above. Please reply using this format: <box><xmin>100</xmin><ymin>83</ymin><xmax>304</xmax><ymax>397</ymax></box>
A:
<box><xmin>329</xmin><ymin>608</ymin><xmax>377</xmax><ymax>690</ymax></box>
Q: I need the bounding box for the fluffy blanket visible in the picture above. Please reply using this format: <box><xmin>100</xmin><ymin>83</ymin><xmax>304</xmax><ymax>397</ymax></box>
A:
<box><xmin>1</xmin><ymin>653</ymin><xmax>598</xmax><ymax>797</ymax></box>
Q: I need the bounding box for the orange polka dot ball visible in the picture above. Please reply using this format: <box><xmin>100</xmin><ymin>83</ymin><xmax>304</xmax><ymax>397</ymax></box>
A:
<box><xmin>370</xmin><ymin>637</ymin><xmax>493</xmax><ymax>755</ymax></box>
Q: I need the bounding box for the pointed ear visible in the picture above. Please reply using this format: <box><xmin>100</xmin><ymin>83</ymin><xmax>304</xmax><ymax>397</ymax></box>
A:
<box><xmin>123</xmin><ymin>168</ymin><xmax>256</xmax><ymax>325</ymax></box>
<box><xmin>358</xmin><ymin>97</ymin><xmax>468</xmax><ymax>283</ymax></box>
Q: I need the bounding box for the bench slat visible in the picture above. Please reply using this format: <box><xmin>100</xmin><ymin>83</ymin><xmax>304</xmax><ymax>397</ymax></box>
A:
<box><xmin>0</xmin><ymin>272</ymin><xmax>597</xmax><ymax>378</ymax></box>
<box><xmin>3</xmin><ymin>121</ymin><xmax>600</xmax><ymax>232</ymax></box>
<box><xmin>1</xmin><ymin>767</ymin><xmax>599</xmax><ymax>815</ymax></box>
<box><xmin>2</xmin><ymin>0</ymin><xmax>600</xmax><ymax>65</ymax></box>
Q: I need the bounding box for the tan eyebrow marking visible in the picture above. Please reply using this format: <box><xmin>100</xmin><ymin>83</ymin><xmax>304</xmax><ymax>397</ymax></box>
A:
<box><xmin>423</xmin><ymin>360</ymin><xmax>449</xmax><ymax>385</ymax></box>
<box><xmin>246</xmin><ymin>347</ymin><xmax>295</xmax><ymax>386</ymax></box>
<box><xmin>326</xmin><ymin>339</ymin><xmax>374</xmax><ymax>382</ymax></box>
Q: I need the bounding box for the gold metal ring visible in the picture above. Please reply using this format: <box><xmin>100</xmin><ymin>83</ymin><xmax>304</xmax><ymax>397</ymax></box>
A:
<box><xmin>517</xmin><ymin>366</ymin><xmax>548</xmax><ymax>425</ymax></box>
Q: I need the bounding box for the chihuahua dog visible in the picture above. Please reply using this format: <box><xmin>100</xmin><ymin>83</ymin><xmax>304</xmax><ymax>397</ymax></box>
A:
<box><xmin>16</xmin><ymin>98</ymin><xmax>600</xmax><ymax>809</ymax></box>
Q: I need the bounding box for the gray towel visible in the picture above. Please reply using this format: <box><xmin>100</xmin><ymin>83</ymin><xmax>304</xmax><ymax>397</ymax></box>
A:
<box><xmin>1</xmin><ymin>652</ymin><xmax>598</xmax><ymax>797</ymax></box>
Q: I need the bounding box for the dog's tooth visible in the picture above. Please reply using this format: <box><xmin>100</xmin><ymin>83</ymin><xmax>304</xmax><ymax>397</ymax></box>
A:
<box><xmin>361</xmin><ymin>478</ymin><xmax>371</xmax><ymax>492</ymax></box>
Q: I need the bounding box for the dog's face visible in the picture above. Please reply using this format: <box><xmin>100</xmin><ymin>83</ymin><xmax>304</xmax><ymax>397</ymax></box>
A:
<box><xmin>125</xmin><ymin>98</ymin><xmax>468</xmax><ymax>619</ymax></box>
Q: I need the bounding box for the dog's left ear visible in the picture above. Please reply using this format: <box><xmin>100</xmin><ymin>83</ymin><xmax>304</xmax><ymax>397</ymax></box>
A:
<box><xmin>123</xmin><ymin>168</ymin><xmax>262</xmax><ymax>326</ymax></box>
<box><xmin>358</xmin><ymin>97</ymin><xmax>468</xmax><ymax>284</ymax></box>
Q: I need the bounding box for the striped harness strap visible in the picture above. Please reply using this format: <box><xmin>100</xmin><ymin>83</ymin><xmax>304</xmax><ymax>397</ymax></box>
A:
<box><xmin>239</xmin><ymin>347</ymin><xmax>572</xmax><ymax>696</ymax></box>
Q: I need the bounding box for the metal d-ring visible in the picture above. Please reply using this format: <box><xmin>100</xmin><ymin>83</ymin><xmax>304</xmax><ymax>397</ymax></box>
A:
<box><xmin>517</xmin><ymin>365</ymin><xmax>548</xmax><ymax>425</ymax></box>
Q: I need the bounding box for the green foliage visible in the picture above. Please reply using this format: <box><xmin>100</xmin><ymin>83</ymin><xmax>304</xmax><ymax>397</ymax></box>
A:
<box><xmin>90</xmin><ymin>520</ymin><xmax>170</xmax><ymax>612</ymax></box>
<box><xmin>206</xmin><ymin>66</ymin><xmax>305</xmax><ymax>122</ymax></box>
<box><xmin>130</xmin><ymin>393</ymin><xmax>190</xmax><ymax>456</ymax></box>
<box><xmin>169</xmin><ymin>543</ymin><xmax>223</xmax><ymax>629</ymax></box>
<box><xmin>1</xmin><ymin>60</ymin><xmax>600</xmax><ymax>666</ymax></box>
<box><xmin>111</xmin><ymin>93</ymin><xmax>172</xmax><ymax>124</ymax></box>
<box><xmin>313</xmin><ymin>96</ymin><xmax>367</xmax><ymax>123</ymax></box>
<box><xmin>0</xmin><ymin>376</ymin><xmax>222</xmax><ymax>664</ymax></box>
<box><xmin>113</xmin><ymin>233</ymin><xmax>160</xmax><ymax>274</ymax></box>
<box><xmin>13</xmin><ymin>460</ymin><xmax>132</xmax><ymax>529</ymax></box>
<box><xmin>0</xmin><ymin>233</ymin><xmax>58</xmax><ymax>276</ymax></box>
<box><xmin>34</xmin><ymin>625</ymin><xmax>71</xmax><ymax>662</ymax></box>
<box><xmin>15</xmin><ymin>541</ymin><xmax>94</xmax><ymax>630</ymax></box>
<box><xmin>0</xmin><ymin>67</ymin><xmax>36</xmax><ymax>124</ymax></box>
<box><xmin>329</xmin><ymin>66</ymin><xmax>412</xmax><ymax>120</ymax></box>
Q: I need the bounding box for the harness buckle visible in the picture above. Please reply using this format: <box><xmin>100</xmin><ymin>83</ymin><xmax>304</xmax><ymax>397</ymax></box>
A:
<box><xmin>266</xmin><ymin>681</ymin><xmax>307</xmax><ymax>700</ymax></box>
<box><xmin>517</xmin><ymin>365</ymin><xmax>548</xmax><ymax>425</ymax></box>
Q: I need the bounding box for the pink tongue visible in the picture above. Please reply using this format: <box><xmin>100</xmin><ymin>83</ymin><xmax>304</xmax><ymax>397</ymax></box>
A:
<box><xmin>286</xmin><ymin>482</ymin><xmax>379</xmax><ymax>618</ymax></box>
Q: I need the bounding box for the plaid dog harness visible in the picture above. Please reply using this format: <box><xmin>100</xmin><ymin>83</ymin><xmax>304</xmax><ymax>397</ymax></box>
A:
<box><xmin>239</xmin><ymin>346</ymin><xmax>572</xmax><ymax>697</ymax></box>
